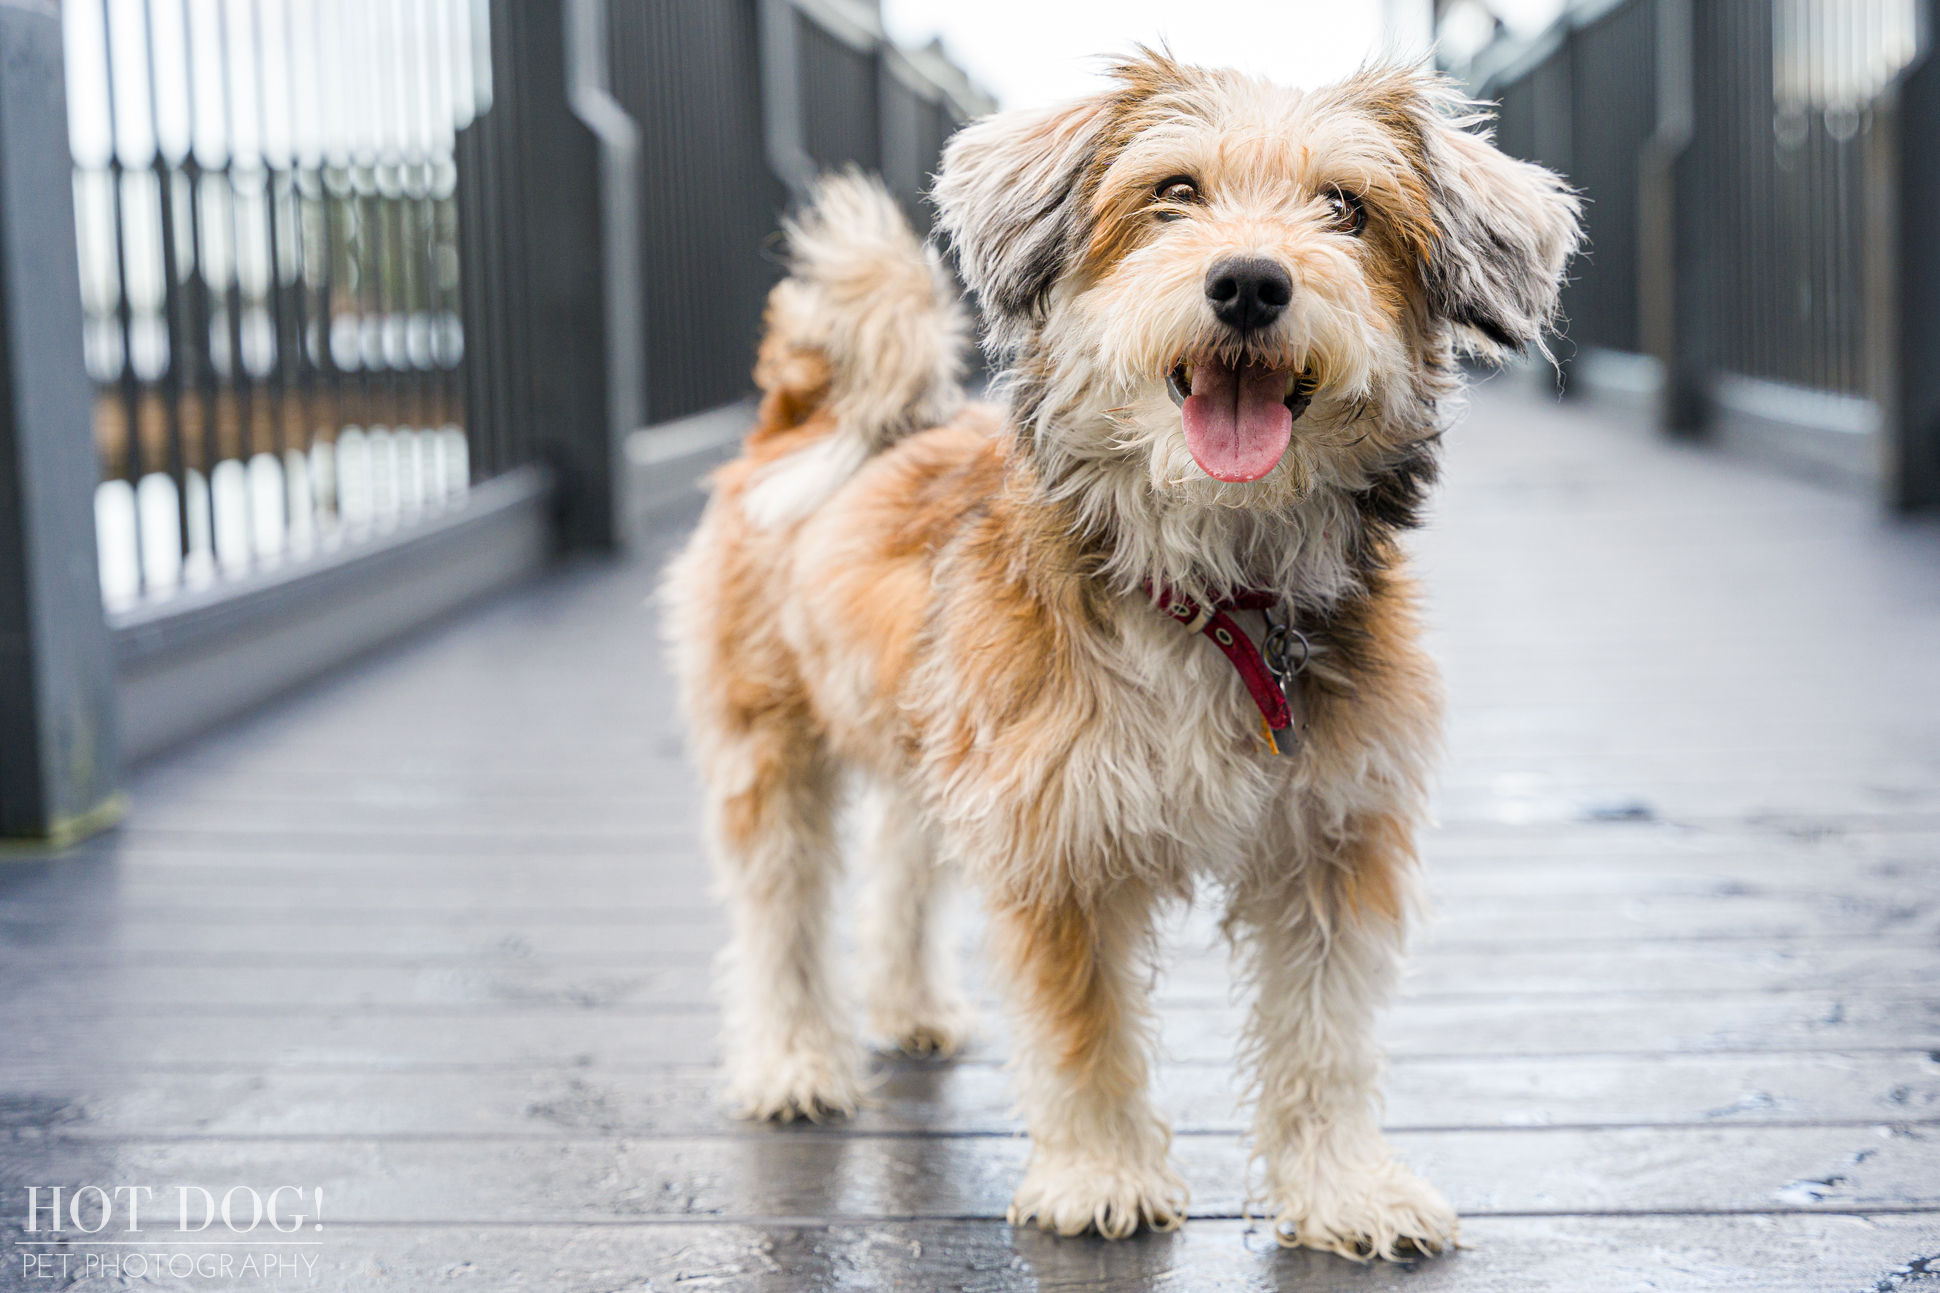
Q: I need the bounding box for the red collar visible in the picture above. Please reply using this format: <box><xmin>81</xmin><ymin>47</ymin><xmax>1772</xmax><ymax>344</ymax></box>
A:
<box><xmin>1143</xmin><ymin>582</ymin><xmax>1301</xmax><ymax>753</ymax></box>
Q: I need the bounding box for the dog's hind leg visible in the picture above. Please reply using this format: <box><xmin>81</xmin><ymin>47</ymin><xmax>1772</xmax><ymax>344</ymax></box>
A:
<box><xmin>855</xmin><ymin>778</ymin><xmax>972</xmax><ymax>1056</ymax></box>
<box><xmin>1227</xmin><ymin>813</ymin><xmax>1458</xmax><ymax>1260</ymax></box>
<box><xmin>993</xmin><ymin>880</ymin><xmax>1188</xmax><ymax>1239</ymax></box>
<box><xmin>705</xmin><ymin>717</ymin><xmax>861</xmax><ymax>1121</ymax></box>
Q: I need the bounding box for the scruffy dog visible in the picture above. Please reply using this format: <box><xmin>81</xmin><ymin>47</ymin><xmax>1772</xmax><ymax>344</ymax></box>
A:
<box><xmin>664</xmin><ymin>54</ymin><xmax>1578</xmax><ymax>1258</ymax></box>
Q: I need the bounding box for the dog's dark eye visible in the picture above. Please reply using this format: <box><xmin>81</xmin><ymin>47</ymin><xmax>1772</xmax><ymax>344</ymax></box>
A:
<box><xmin>1153</xmin><ymin>176</ymin><xmax>1199</xmax><ymax>221</ymax></box>
<box><xmin>1325</xmin><ymin>189</ymin><xmax>1367</xmax><ymax>236</ymax></box>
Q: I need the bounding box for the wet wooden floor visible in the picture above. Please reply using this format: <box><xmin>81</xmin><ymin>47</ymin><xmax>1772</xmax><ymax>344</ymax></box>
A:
<box><xmin>5</xmin><ymin>377</ymin><xmax>1939</xmax><ymax>1291</ymax></box>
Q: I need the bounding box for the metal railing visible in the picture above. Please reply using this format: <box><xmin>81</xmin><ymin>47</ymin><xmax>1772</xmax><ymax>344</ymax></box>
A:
<box><xmin>1470</xmin><ymin>0</ymin><xmax>1940</xmax><ymax>505</ymax></box>
<box><xmin>1683</xmin><ymin>0</ymin><xmax>1900</xmax><ymax>397</ymax></box>
<box><xmin>607</xmin><ymin>1</ymin><xmax>787</xmax><ymax>427</ymax></box>
<box><xmin>608</xmin><ymin>0</ymin><xmax>989</xmax><ymax>427</ymax></box>
<box><xmin>65</xmin><ymin>0</ymin><xmax>501</xmax><ymax>610</ymax></box>
<box><xmin>68</xmin><ymin>0</ymin><xmax>989</xmax><ymax>609</ymax></box>
<box><xmin>1</xmin><ymin>0</ymin><xmax>988</xmax><ymax>839</ymax></box>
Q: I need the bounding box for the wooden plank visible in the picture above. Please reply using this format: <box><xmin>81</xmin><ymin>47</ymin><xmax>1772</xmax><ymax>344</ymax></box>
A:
<box><xmin>4</xmin><ymin>992</ymin><xmax>1933</xmax><ymax>1071</ymax></box>
<box><xmin>4</xmin><ymin>1216</ymin><xmax>1936</xmax><ymax>1293</ymax></box>
<box><xmin>6</xmin><ymin>1052</ymin><xmax>1934</xmax><ymax>1138</ymax></box>
<box><xmin>4</xmin><ymin>895</ymin><xmax>1932</xmax><ymax>944</ymax></box>
<box><xmin>2</xmin><ymin>940</ymin><xmax>1933</xmax><ymax>1005</ymax></box>
<box><xmin>8</xmin><ymin>852</ymin><xmax>1935</xmax><ymax>902</ymax></box>
<box><xmin>6</xmin><ymin>1125</ymin><xmax>1937</xmax><ymax>1219</ymax></box>
<box><xmin>29</xmin><ymin>844</ymin><xmax>1940</xmax><ymax>892</ymax></box>
<box><xmin>7</xmin><ymin>908</ymin><xmax>1928</xmax><ymax>957</ymax></box>
<box><xmin>4</xmin><ymin>378</ymin><xmax>1937</xmax><ymax>1292</ymax></box>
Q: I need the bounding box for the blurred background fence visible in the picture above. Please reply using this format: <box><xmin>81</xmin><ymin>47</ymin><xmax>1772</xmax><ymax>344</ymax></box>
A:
<box><xmin>16</xmin><ymin>0</ymin><xmax>1937</xmax><ymax>845</ymax></box>
<box><xmin>67</xmin><ymin>0</ymin><xmax>485</xmax><ymax>611</ymax></box>
<box><xmin>0</xmin><ymin>0</ymin><xmax>987</xmax><ymax>840</ymax></box>
<box><xmin>1456</xmin><ymin>0</ymin><xmax>1940</xmax><ymax>505</ymax></box>
<box><xmin>67</xmin><ymin>0</ymin><xmax>984</xmax><ymax>612</ymax></box>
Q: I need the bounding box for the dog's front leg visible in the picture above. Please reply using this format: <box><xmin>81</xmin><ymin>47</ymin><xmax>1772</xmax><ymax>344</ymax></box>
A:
<box><xmin>991</xmin><ymin>879</ymin><xmax>1187</xmax><ymax>1238</ymax></box>
<box><xmin>1229</xmin><ymin>817</ymin><xmax>1457</xmax><ymax>1260</ymax></box>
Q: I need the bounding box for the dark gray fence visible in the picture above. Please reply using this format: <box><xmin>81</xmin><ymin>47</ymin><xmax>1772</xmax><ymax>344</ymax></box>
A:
<box><xmin>1476</xmin><ymin>0</ymin><xmax>1940</xmax><ymax>507</ymax></box>
<box><xmin>1</xmin><ymin>0</ymin><xmax>985</xmax><ymax>840</ymax></box>
<box><xmin>608</xmin><ymin>2</ymin><xmax>785</xmax><ymax>426</ymax></box>
<box><xmin>1674</xmin><ymin>0</ymin><xmax>1876</xmax><ymax>398</ymax></box>
<box><xmin>1566</xmin><ymin>0</ymin><xmax>1655</xmax><ymax>359</ymax></box>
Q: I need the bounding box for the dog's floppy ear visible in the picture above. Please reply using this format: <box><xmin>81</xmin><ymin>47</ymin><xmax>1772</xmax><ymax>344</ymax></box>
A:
<box><xmin>931</xmin><ymin>94</ymin><xmax>1115</xmax><ymax>352</ymax></box>
<box><xmin>1365</xmin><ymin>71</ymin><xmax>1582</xmax><ymax>355</ymax></box>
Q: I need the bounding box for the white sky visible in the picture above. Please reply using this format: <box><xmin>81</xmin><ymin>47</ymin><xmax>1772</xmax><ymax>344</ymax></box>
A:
<box><xmin>879</xmin><ymin>0</ymin><xmax>1571</xmax><ymax>110</ymax></box>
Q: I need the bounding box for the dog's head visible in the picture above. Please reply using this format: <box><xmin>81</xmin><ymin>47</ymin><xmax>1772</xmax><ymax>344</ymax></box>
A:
<box><xmin>934</xmin><ymin>53</ymin><xmax>1580</xmax><ymax>511</ymax></box>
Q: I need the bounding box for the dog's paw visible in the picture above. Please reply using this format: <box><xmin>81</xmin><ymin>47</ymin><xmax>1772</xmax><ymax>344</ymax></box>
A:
<box><xmin>1007</xmin><ymin>1153</ymin><xmax>1189</xmax><ymax>1239</ymax></box>
<box><xmin>724</xmin><ymin>1048</ymin><xmax>862</xmax><ymax>1122</ymax></box>
<box><xmin>870</xmin><ymin>997</ymin><xmax>975</xmax><ymax>1058</ymax></box>
<box><xmin>1261</xmin><ymin>1158</ymin><xmax>1457</xmax><ymax>1261</ymax></box>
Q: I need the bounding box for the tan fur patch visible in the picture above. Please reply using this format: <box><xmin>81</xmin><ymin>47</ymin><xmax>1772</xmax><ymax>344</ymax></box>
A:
<box><xmin>989</xmin><ymin>895</ymin><xmax>1119</xmax><ymax>1075</ymax></box>
<box><xmin>1336</xmin><ymin>812</ymin><xmax>1413</xmax><ymax>925</ymax></box>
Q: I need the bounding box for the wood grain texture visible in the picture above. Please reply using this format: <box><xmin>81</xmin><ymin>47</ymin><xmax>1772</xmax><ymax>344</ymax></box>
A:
<box><xmin>3</xmin><ymin>380</ymin><xmax>1937</xmax><ymax>1289</ymax></box>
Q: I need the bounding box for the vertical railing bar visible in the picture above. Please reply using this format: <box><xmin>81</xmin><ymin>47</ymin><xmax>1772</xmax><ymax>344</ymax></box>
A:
<box><xmin>454</xmin><ymin>73</ymin><xmax>483</xmax><ymax>479</ymax></box>
<box><xmin>340</xmin><ymin>0</ymin><xmax>372</xmax><ymax>510</ymax></box>
<box><xmin>496</xmin><ymin>4</ymin><xmax>526</xmax><ymax>477</ymax></box>
<box><xmin>323</xmin><ymin>169</ymin><xmax>352</xmax><ymax>506</ymax></box>
<box><xmin>474</xmin><ymin>100</ymin><xmax>495</xmax><ymax>482</ymax></box>
<box><xmin>452</xmin><ymin>102</ymin><xmax>481</xmax><ymax>481</ymax></box>
<box><xmin>181</xmin><ymin>0</ymin><xmax>219</xmax><ymax>580</ymax></box>
<box><xmin>310</xmin><ymin>0</ymin><xmax>347</xmax><ymax>528</ymax></box>
<box><xmin>478</xmin><ymin>56</ymin><xmax>505</xmax><ymax>480</ymax></box>
<box><xmin>142</xmin><ymin>0</ymin><xmax>193</xmax><ymax>580</ymax></box>
<box><xmin>99</xmin><ymin>0</ymin><xmax>143</xmax><ymax>596</ymax></box>
<box><xmin>213</xmin><ymin>0</ymin><xmax>255</xmax><ymax>566</ymax></box>
<box><xmin>509</xmin><ymin>3</ymin><xmax>533</xmax><ymax>476</ymax></box>
<box><xmin>290</xmin><ymin>170</ymin><xmax>318</xmax><ymax>523</ymax></box>
<box><xmin>409</xmin><ymin>0</ymin><xmax>436</xmax><ymax>494</ymax></box>
<box><xmin>375</xmin><ymin>2</ymin><xmax>405</xmax><ymax>496</ymax></box>
<box><xmin>280</xmin><ymin>0</ymin><xmax>321</xmax><ymax>533</ymax></box>
<box><xmin>482</xmin><ymin>88</ymin><xmax>504</xmax><ymax>483</ymax></box>
<box><xmin>252</xmin><ymin>0</ymin><xmax>293</xmax><ymax>503</ymax></box>
<box><xmin>412</xmin><ymin>0</ymin><xmax>443</xmax><ymax>482</ymax></box>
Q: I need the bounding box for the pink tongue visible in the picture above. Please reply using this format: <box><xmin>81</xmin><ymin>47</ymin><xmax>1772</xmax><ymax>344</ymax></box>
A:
<box><xmin>1181</xmin><ymin>358</ymin><xmax>1294</xmax><ymax>482</ymax></box>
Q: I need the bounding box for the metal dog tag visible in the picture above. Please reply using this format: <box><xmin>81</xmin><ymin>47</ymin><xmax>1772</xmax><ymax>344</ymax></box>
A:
<box><xmin>1261</xmin><ymin>609</ymin><xmax>1311</xmax><ymax>757</ymax></box>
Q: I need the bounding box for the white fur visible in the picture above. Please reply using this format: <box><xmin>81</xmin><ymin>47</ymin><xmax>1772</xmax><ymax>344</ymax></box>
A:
<box><xmin>743</xmin><ymin>430</ymin><xmax>872</xmax><ymax>530</ymax></box>
<box><xmin>854</xmin><ymin>777</ymin><xmax>974</xmax><ymax>1055</ymax></box>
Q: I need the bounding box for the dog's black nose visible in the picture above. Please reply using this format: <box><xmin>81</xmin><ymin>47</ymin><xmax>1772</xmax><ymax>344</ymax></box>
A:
<box><xmin>1205</xmin><ymin>257</ymin><xmax>1293</xmax><ymax>332</ymax></box>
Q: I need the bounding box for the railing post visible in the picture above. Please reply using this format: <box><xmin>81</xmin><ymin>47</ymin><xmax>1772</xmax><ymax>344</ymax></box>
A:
<box><xmin>485</xmin><ymin>0</ymin><xmax>642</xmax><ymax>551</ymax></box>
<box><xmin>1640</xmin><ymin>0</ymin><xmax>1699</xmax><ymax>431</ymax></box>
<box><xmin>565</xmin><ymin>0</ymin><xmax>644</xmax><ymax>534</ymax></box>
<box><xmin>1660</xmin><ymin>0</ymin><xmax>1713</xmax><ymax>435</ymax></box>
<box><xmin>1875</xmin><ymin>0</ymin><xmax>1940</xmax><ymax>509</ymax></box>
<box><xmin>0</xmin><ymin>0</ymin><xmax>121</xmax><ymax>842</ymax></box>
<box><xmin>760</xmin><ymin>0</ymin><xmax>814</xmax><ymax>199</ymax></box>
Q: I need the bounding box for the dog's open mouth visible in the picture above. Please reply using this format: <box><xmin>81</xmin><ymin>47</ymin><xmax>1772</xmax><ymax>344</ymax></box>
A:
<box><xmin>1165</xmin><ymin>358</ymin><xmax>1317</xmax><ymax>483</ymax></box>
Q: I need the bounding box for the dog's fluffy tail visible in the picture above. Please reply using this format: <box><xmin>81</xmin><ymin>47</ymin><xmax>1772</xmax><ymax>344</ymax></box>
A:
<box><xmin>743</xmin><ymin>172</ymin><xmax>967</xmax><ymax>528</ymax></box>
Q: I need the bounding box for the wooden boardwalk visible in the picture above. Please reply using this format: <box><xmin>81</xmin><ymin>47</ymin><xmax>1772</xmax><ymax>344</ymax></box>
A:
<box><xmin>4</xmin><ymin>377</ymin><xmax>1938</xmax><ymax>1291</ymax></box>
